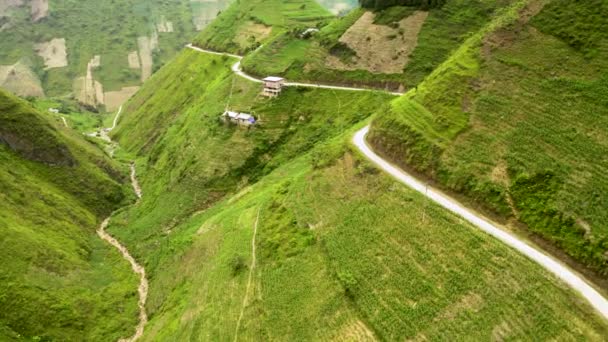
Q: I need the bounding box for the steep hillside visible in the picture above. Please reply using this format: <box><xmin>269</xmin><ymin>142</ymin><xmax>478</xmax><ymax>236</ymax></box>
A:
<box><xmin>0</xmin><ymin>0</ymin><xmax>231</xmax><ymax>108</ymax></box>
<box><xmin>192</xmin><ymin>0</ymin><xmax>334</xmax><ymax>54</ymax></box>
<box><xmin>0</xmin><ymin>89</ymin><xmax>138</xmax><ymax>340</ymax></box>
<box><xmin>369</xmin><ymin>0</ymin><xmax>608</xmax><ymax>276</ymax></box>
<box><xmin>107</xmin><ymin>21</ymin><xmax>608</xmax><ymax>338</ymax></box>
<box><xmin>241</xmin><ymin>0</ymin><xmax>516</xmax><ymax>90</ymax></box>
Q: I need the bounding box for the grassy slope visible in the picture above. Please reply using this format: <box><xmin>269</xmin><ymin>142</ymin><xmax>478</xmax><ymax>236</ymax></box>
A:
<box><xmin>108</xmin><ymin>42</ymin><xmax>608</xmax><ymax>339</ymax></box>
<box><xmin>192</xmin><ymin>0</ymin><xmax>333</xmax><ymax>55</ymax></box>
<box><xmin>0</xmin><ymin>90</ymin><xmax>138</xmax><ymax>340</ymax></box>
<box><xmin>369</xmin><ymin>0</ymin><xmax>608</xmax><ymax>275</ymax></box>
<box><xmin>241</xmin><ymin>0</ymin><xmax>515</xmax><ymax>90</ymax></box>
<box><xmin>0</xmin><ymin>0</ymin><xmax>210</xmax><ymax>96</ymax></box>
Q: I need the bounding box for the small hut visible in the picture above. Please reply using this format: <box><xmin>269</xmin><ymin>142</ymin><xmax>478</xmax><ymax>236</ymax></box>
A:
<box><xmin>262</xmin><ymin>76</ymin><xmax>285</xmax><ymax>97</ymax></box>
<box><xmin>221</xmin><ymin>110</ymin><xmax>256</xmax><ymax>126</ymax></box>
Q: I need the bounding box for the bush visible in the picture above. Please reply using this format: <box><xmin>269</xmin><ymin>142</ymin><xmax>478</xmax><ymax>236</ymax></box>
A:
<box><xmin>229</xmin><ymin>255</ymin><xmax>247</xmax><ymax>276</ymax></box>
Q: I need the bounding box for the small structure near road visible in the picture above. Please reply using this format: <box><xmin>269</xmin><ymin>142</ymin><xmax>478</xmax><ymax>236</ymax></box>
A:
<box><xmin>222</xmin><ymin>110</ymin><xmax>256</xmax><ymax>127</ymax></box>
<box><xmin>300</xmin><ymin>28</ymin><xmax>319</xmax><ymax>39</ymax></box>
<box><xmin>262</xmin><ymin>76</ymin><xmax>285</xmax><ymax>97</ymax></box>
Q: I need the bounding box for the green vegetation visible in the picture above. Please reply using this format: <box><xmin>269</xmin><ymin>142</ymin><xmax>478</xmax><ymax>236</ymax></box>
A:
<box><xmin>3</xmin><ymin>0</ymin><xmax>608</xmax><ymax>339</ymax></box>
<box><xmin>103</xmin><ymin>40</ymin><xmax>608</xmax><ymax>339</ymax></box>
<box><xmin>192</xmin><ymin>0</ymin><xmax>333</xmax><ymax>54</ymax></box>
<box><xmin>0</xmin><ymin>0</ymin><xmax>223</xmax><ymax>98</ymax></box>
<box><xmin>29</xmin><ymin>97</ymin><xmax>108</xmax><ymax>134</ymax></box>
<box><xmin>360</xmin><ymin>0</ymin><xmax>446</xmax><ymax>10</ymax></box>
<box><xmin>370</xmin><ymin>0</ymin><xmax>608</xmax><ymax>275</ymax></box>
<box><xmin>0</xmin><ymin>89</ymin><xmax>138</xmax><ymax>340</ymax></box>
<box><xmin>241</xmin><ymin>0</ymin><xmax>516</xmax><ymax>90</ymax></box>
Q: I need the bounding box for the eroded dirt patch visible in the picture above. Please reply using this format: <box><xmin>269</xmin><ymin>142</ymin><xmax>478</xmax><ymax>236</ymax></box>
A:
<box><xmin>35</xmin><ymin>38</ymin><xmax>68</xmax><ymax>69</ymax></box>
<box><xmin>128</xmin><ymin>51</ymin><xmax>141</xmax><ymax>69</ymax></box>
<box><xmin>0</xmin><ymin>0</ymin><xmax>24</xmax><ymax>16</ymax></box>
<box><xmin>30</xmin><ymin>0</ymin><xmax>48</xmax><ymax>22</ymax></box>
<box><xmin>326</xmin><ymin>11</ymin><xmax>428</xmax><ymax>74</ymax></box>
<box><xmin>73</xmin><ymin>55</ymin><xmax>104</xmax><ymax>107</ymax></box>
<box><xmin>0</xmin><ymin>60</ymin><xmax>44</xmax><ymax>97</ymax></box>
<box><xmin>137</xmin><ymin>33</ymin><xmax>158</xmax><ymax>82</ymax></box>
<box><xmin>104</xmin><ymin>86</ymin><xmax>139</xmax><ymax>112</ymax></box>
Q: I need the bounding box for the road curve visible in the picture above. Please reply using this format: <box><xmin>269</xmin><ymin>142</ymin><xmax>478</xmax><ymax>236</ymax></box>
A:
<box><xmin>188</xmin><ymin>42</ymin><xmax>608</xmax><ymax>320</ymax></box>
<box><xmin>186</xmin><ymin>44</ymin><xmax>403</xmax><ymax>96</ymax></box>
<box><xmin>353</xmin><ymin>125</ymin><xmax>608</xmax><ymax>320</ymax></box>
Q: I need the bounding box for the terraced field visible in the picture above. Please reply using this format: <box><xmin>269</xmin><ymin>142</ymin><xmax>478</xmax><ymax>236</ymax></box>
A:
<box><xmin>241</xmin><ymin>0</ymin><xmax>517</xmax><ymax>90</ymax></box>
<box><xmin>370</xmin><ymin>0</ymin><xmax>608</xmax><ymax>276</ymax></box>
<box><xmin>102</xmin><ymin>36</ymin><xmax>608</xmax><ymax>338</ymax></box>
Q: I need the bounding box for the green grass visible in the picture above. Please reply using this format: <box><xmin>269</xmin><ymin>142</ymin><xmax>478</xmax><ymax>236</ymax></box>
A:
<box><xmin>370</xmin><ymin>0</ymin><xmax>608</xmax><ymax>275</ymax></box>
<box><xmin>241</xmin><ymin>0</ymin><xmax>517</xmax><ymax>90</ymax></box>
<box><xmin>28</xmin><ymin>97</ymin><xmax>108</xmax><ymax>134</ymax></box>
<box><xmin>101</xmin><ymin>39</ymin><xmax>608</xmax><ymax>339</ymax></box>
<box><xmin>192</xmin><ymin>0</ymin><xmax>333</xmax><ymax>54</ymax></box>
<box><xmin>0</xmin><ymin>89</ymin><xmax>139</xmax><ymax>340</ymax></box>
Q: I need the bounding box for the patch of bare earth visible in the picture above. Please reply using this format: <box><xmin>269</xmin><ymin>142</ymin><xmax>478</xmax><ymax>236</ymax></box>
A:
<box><xmin>0</xmin><ymin>0</ymin><xmax>24</xmax><ymax>16</ymax></box>
<box><xmin>128</xmin><ymin>51</ymin><xmax>141</xmax><ymax>69</ymax></box>
<box><xmin>234</xmin><ymin>21</ymin><xmax>271</xmax><ymax>49</ymax></box>
<box><xmin>30</xmin><ymin>0</ymin><xmax>48</xmax><ymax>22</ymax></box>
<box><xmin>73</xmin><ymin>55</ymin><xmax>104</xmax><ymax>107</ymax></box>
<box><xmin>104</xmin><ymin>86</ymin><xmax>139</xmax><ymax>112</ymax></box>
<box><xmin>326</xmin><ymin>10</ymin><xmax>428</xmax><ymax>74</ymax></box>
<box><xmin>137</xmin><ymin>33</ymin><xmax>158</xmax><ymax>82</ymax></box>
<box><xmin>0</xmin><ymin>60</ymin><xmax>44</xmax><ymax>97</ymax></box>
<box><xmin>35</xmin><ymin>38</ymin><xmax>68</xmax><ymax>69</ymax></box>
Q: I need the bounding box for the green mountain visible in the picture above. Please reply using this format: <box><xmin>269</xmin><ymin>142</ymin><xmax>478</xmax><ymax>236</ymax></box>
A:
<box><xmin>369</xmin><ymin>0</ymin><xmax>608</xmax><ymax>277</ymax></box>
<box><xmin>0</xmin><ymin>0</ymin><xmax>232</xmax><ymax>110</ymax></box>
<box><xmin>0</xmin><ymin>89</ymin><xmax>138</xmax><ymax>340</ymax></box>
<box><xmin>2</xmin><ymin>0</ymin><xmax>608</xmax><ymax>340</ymax></box>
<box><xmin>103</xmin><ymin>0</ymin><xmax>607</xmax><ymax>339</ymax></box>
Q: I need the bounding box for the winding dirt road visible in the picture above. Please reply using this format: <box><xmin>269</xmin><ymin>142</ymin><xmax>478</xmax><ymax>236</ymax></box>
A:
<box><xmin>186</xmin><ymin>44</ymin><xmax>403</xmax><ymax>96</ymax></box>
<box><xmin>96</xmin><ymin>107</ymin><xmax>148</xmax><ymax>341</ymax></box>
<box><xmin>188</xmin><ymin>43</ymin><xmax>608</xmax><ymax>320</ymax></box>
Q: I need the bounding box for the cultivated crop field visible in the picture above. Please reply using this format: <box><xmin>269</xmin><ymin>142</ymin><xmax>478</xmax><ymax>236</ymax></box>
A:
<box><xmin>104</xmin><ymin>43</ymin><xmax>608</xmax><ymax>339</ymax></box>
<box><xmin>242</xmin><ymin>0</ymin><xmax>518</xmax><ymax>90</ymax></box>
<box><xmin>193</xmin><ymin>0</ymin><xmax>333</xmax><ymax>54</ymax></box>
<box><xmin>370</xmin><ymin>0</ymin><xmax>608</xmax><ymax>275</ymax></box>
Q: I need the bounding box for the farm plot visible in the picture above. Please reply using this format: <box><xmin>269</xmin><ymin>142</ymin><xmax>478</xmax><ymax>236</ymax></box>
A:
<box><xmin>35</xmin><ymin>38</ymin><xmax>68</xmax><ymax>69</ymax></box>
<box><xmin>0</xmin><ymin>60</ymin><xmax>44</xmax><ymax>97</ymax></box>
<box><xmin>326</xmin><ymin>10</ymin><xmax>428</xmax><ymax>74</ymax></box>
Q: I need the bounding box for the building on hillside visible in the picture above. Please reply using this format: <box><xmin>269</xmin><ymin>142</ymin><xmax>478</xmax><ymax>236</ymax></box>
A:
<box><xmin>300</xmin><ymin>28</ymin><xmax>319</xmax><ymax>39</ymax></box>
<box><xmin>262</xmin><ymin>76</ymin><xmax>285</xmax><ymax>97</ymax></box>
<box><xmin>221</xmin><ymin>110</ymin><xmax>256</xmax><ymax>126</ymax></box>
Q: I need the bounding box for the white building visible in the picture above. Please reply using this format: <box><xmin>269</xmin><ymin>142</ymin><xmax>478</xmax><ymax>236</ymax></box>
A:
<box><xmin>222</xmin><ymin>111</ymin><xmax>256</xmax><ymax>126</ymax></box>
<box><xmin>262</xmin><ymin>76</ymin><xmax>285</xmax><ymax>97</ymax></box>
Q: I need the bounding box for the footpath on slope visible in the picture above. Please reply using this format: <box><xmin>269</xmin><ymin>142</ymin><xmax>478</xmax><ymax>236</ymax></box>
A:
<box><xmin>353</xmin><ymin>126</ymin><xmax>608</xmax><ymax>320</ymax></box>
<box><xmin>188</xmin><ymin>42</ymin><xmax>608</xmax><ymax>320</ymax></box>
<box><xmin>96</xmin><ymin>107</ymin><xmax>148</xmax><ymax>342</ymax></box>
<box><xmin>233</xmin><ymin>208</ymin><xmax>261</xmax><ymax>342</ymax></box>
